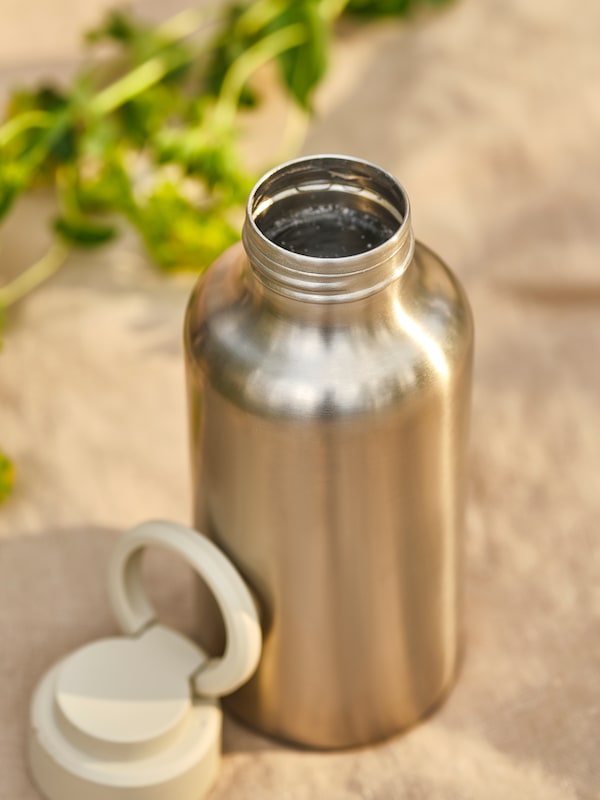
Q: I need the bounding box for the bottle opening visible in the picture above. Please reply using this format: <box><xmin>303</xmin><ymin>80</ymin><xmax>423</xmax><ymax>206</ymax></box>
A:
<box><xmin>256</xmin><ymin>190</ymin><xmax>400</xmax><ymax>258</ymax></box>
<box><xmin>249</xmin><ymin>155</ymin><xmax>405</xmax><ymax>260</ymax></box>
<box><xmin>243</xmin><ymin>155</ymin><xmax>413</xmax><ymax>302</ymax></box>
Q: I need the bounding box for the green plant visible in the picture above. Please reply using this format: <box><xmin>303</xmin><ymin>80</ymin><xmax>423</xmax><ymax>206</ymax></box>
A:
<box><xmin>0</xmin><ymin>450</ymin><xmax>14</xmax><ymax>502</ymax></box>
<box><xmin>0</xmin><ymin>0</ymin><xmax>342</xmax><ymax>305</ymax></box>
<box><xmin>0</xmin><ymin>0</ymin><xmax>451</xmax><ymax>301</ymax></box>
<box><xmin>345</xmin><ymin>0</ymin><xmax>450</xmax><ymax>14</ymax></box>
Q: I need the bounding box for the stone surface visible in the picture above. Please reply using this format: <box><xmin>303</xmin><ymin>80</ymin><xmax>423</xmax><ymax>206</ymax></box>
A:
<box><xmin>1</xmin><ymin>0</ymin><xmax>599</xmax><ymax>798</ymax></box>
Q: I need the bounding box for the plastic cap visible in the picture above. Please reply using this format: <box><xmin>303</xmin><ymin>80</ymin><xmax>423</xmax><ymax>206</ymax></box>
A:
<box><xmin>28</xmin><ymin>520</ymin><xmax>262</xmax><ymax>800</ymax></box>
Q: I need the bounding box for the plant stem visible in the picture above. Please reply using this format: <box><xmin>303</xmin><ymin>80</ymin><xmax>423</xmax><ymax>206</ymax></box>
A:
<box><xmin>0</xmin><ymin>240</ymin><xmax>70</xmax><ymax>308</ymax></box>
<box><xmin>235</xmin><ymin>0</ymin><xmax>287</xmax><ymax>36</ymax></box>
<box><xmin>156</xmin><ymin>7</ymin><xmax>213</xmax><ymax>40</ymax></box>
<box><xmin>215</xmin><ymin>23</ymin><xmax>308</xmax><ymax>124</ymax></box>
<box><xmin>90</xmin><ymin>55</ymin><xmax>183</xmax><ymax>116</ymax></box>
<box><xmin>320</xmin><ymin>0</ymin><xmax>351</xmax><ymax>21</ymax></box>
<box><xmin>0</xmin><ymin>110</ymin><xmax>53</xmax><ymax>148</ymax></box>
<box><xmin>89</xmin><ymin>38</ymin><xmax>203</xmax><ymax>116</ymax></box>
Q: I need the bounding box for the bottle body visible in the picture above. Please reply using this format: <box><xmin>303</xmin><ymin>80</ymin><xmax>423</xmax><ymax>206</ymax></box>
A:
<box><xmin>184</xmin><ymin>156</ymin><xmax>473</xmax><ymax>748</ymax></box>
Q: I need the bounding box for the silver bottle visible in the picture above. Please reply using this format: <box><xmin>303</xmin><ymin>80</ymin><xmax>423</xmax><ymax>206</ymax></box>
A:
<box><xmin>184</xmin><ymin>155</ymin><xmax>473</xmax><ymax>749</ymax></box>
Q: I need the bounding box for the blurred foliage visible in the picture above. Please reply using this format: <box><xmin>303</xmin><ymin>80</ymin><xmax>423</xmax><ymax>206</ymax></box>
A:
<box><xmin>346</xmin><ymin>0</ymin><xmax>452</xmax><ymax>15</ymax></box>
<box><xmin>0</xmin><ymin>450</ymin><xmax>14</xmax><ymax>502</ymax></box>
<box><xmin>0</xmin><ymin>0</ymin><xmax>337</xmax><ymax>283</ymax></box>
<box><xmin>0</xmin><ymin>0</ymin><xmax>450</xmax><ymax>286</ymax></box>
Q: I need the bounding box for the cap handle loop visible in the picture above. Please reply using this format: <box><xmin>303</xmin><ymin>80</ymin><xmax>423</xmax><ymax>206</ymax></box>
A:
<box><xmin>108</xmin><ymin>520</ymin><xmax>262</xmax><ymax>698</ymax></box>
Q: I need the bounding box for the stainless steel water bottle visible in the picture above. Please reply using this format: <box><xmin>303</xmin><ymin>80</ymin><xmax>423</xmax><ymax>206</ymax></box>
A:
<box><xmin>184</xmin><ymin>154</ymin><xmax>473</xmax><ymax>749</ymax></box>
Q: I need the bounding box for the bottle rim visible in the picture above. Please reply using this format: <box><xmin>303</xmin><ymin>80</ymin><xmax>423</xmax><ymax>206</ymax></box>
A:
<box><xmin>242</xmin><ymin>154</ymin><xmax>415</xmax><ymax>303</ymax></box>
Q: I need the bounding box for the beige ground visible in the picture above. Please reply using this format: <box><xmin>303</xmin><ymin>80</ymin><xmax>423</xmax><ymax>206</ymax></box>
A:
<box><xmin>1</xmin><ymin>0</ymin><xmax>599</xmax><ymax>798</ymax></box>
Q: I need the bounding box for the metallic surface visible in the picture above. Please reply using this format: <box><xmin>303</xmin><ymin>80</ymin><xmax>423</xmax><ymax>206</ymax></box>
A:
<box><xmin>184</xmin><ymin>156</ymin><xmax>473</xmax><ymax>749</ymax></box>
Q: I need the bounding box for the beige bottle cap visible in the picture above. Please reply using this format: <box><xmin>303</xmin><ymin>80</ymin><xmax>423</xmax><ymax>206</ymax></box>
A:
<box><xmin>28</xmin><ymin>520</ymin><xmax>262</xmax><ymax>800</ymax></box>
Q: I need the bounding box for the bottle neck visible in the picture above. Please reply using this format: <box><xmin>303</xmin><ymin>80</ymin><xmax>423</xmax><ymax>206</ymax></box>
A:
<box><xmin>241</xmin><ymin>155</ymin><xmax>415</xmax><ymax>311</ymax></box>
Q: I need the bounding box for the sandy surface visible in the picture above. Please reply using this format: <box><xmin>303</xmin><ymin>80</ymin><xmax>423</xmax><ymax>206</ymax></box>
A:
<box><xmin>1</xmin><ymin>0</ymin><xmax>599</xmax><ymax>797</ymax></box>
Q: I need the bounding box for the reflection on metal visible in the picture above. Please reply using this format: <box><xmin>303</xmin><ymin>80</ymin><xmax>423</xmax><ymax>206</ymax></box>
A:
<box><xmin>392</xmin><ymin>295</ymin><xmax>450</xmax><ymax>381</ymax></box>
<box><xmin>185</xmin><ymin>155</ymin><xmax>474</xmax><ymax>748</ymax></box>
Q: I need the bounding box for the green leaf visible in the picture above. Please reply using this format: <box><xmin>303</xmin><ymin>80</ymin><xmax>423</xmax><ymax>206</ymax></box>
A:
<box><xmin>204</xmin><ymin>4</ymin><xmax>262</xmax><ymax>107</ymax></box>
<box><xmin>205</xmin><ymin>1</ymin><xmax>328</xmax><ymax>110</ymax></box>
<box><xmin>86</xmin><ymin>9</ymin><xmax>139</xmax><ymax>44</ymax></box>
<box><xmin>0</xmin><ymin>451</ymin><xmax>14</xmax><ymax>503</ymax></box>
<box><xmin>132</xmin><ymin>180</ymin><xmax>240</xmax><ymax>271</ymax></box>
<box><xmin>345</xmin><ymin>0</ymin><xmax>452</xmax><ymax>15</ymax></box>
<box><xmin>154</xmin><ymin>112</ymin><xmax>252</xmax><ymax>199</ymax></box>
<box><xmin>271</xmin><ymin>1</ymin><xmax>329</xmax><ymax>109</ymax></box>
<box><xmin>54</xmin><ymin>214</ymin><xmax>117</xmax><ymax>246</ymax></box>
<box><xmin>7</xmin><ymin>85</ymin><xmax>68</xmax><ymax>118</ymax></box>
<box><xmin>75</xmin><ymin>156</ymin><xmax>135</xmax><ymax>216</ymax></box>
<box><xmin>117</xmin><ymin>83</ymin><xmax>184</xmax><ymax>144</ymax></box>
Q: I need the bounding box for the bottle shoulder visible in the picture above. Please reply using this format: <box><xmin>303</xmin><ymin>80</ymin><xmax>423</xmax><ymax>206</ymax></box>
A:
<box><xmin>185</xmin><ymin>242</ymin><xmax>473</xmax><ymax>420</ymax></box>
